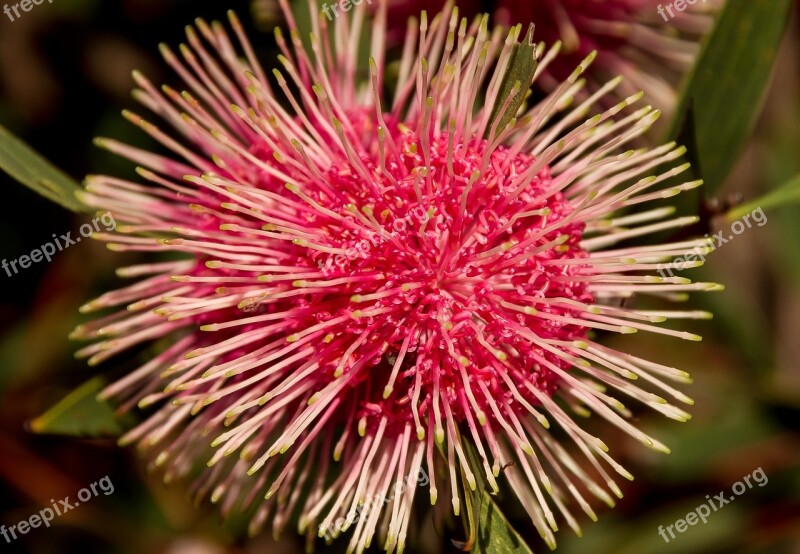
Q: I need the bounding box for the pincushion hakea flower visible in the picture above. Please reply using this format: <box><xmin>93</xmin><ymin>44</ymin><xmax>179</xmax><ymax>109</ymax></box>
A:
<box><xmin>73</xmin><ymin>2</ymin><xmax>719</xmax><ymax>552</ymax></box>
<box><xmin>389</xmin><ymin>0</ymin><xmax>721</xmax><ymax>118</ymax></box>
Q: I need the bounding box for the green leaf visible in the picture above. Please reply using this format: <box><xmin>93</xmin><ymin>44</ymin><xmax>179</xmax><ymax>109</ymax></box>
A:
<box><xmin>456</xmin><ymin>438</ymin><xmax>534</xmax><ymax>553</ymax></box>
<box><xmin>473</xmin><ymin>491</ymin><xmax>535</xmax><ymax>554</ymax></box>
<box><xmin>487</xmin><ymin>23</ymin><xmax>537</xmax><ymax>141</ymax></box>
<box><xmin>727</xmin><ymin>173</ymin><xmax>800</xmax><ymax>220</ymax></box>
<box><xmin>668</xmin><ymin>0</ymin><xmax>792</xmax><ymax>191</ymax></box>
<box><xmin>29</xmin><ymin>377</ymin><xmax>132</xmax><ymax>437</ymax></box>
<box><xmin>435</xmin><ymin>433</ymin><xmax>534</xmax><ymax>552</ymax></box>
<box><xmin>0</xmin><ymin>123</ymin><xmax>86</xmax><ymax>213</ymax></box>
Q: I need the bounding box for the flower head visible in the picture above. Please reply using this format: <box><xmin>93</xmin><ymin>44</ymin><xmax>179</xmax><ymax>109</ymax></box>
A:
<box><xmin>74</xmin><ymin>4</ymin><xmax>717</xmax><ymax>551</ymax></box>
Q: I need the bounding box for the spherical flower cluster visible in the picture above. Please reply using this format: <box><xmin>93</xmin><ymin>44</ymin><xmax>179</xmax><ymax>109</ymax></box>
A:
<box><xmin>73</xmin><ymin>4</ymin><xmax>717</xmax><ymax>552</ymax></box>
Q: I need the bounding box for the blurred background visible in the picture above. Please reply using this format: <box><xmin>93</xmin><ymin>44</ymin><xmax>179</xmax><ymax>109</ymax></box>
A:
<box><xmin>0</xmin><ymin>0</ymin><xmax>798</xmax><ymax>552</ymax></box>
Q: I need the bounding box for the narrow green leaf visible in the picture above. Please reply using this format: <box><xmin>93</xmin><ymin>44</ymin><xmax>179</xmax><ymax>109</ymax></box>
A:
<box><xmin>0</xmin><ymin>123</ymin><xmax>86</xmax><ymax>213</ymax></box>
<box><xmin>668</xmin><ymin>0</ymin><xmax>792</xmax><ymax>191</ymax></box>
<box><xmin>727</xmin><ymin>173</ymin><xmax>800</xmax><ymax>220</ymax></box>
<box><xmin>674</xmin><ymin>98</ymin><xmax>701</xmax><ymax>179</ymax></box>
<box><xmin>669</xmin><ymin>98</ymin><xmax>704</xmax><ymax>215</ymax></box>
<box><xmin>436</xmin><ymin>434</ymin><xmax>534</xmax><ymax>552</ymax></box>
<box><xmin>487</xmin><ymin>23</ymin><xmax>537</xmax><ymax>140</ymax></box>
<box><xmin>457</xmin><ymin>439</ymin><xmax>534</xmax><ymax>554</ymax></box>
<box><xmin>474</xmin><ymin>491</ymin><xmax>534</xmax><ymax>554</ymax></box>
<box><xmin>29</xmin><ymin>377</ymin><xmax>133</xmax><ymax>437</ymax></box>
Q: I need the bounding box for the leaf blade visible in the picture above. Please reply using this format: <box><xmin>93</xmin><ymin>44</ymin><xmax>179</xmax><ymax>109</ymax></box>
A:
<box><xmin>487</xmin><ymin>24</ymin><xmax>538</xmax><ymax>141</ymax></box>
<box><xmin>668</xmin><ymin>0</ymin><xmax>793</xmax><ymax>191</ymax></box>
<box><xmin>29</xmin><ymin>377</ymin><xmax>132</xmax><ymax>437</ymax></box>
<box><xmin>474</xmin><ymin>490</ymin><xmax>535</xmax><ymax>554</ymax></box>
<box><xmin>459</xmin><ymin>439</ymin><xmax>535</xmax><ymax>554</ymax></box>
<box><xmin>0</xmin><ymin>123</ymin><xmax>86</xmax><ymax>212</ymax></box>
<box><xmin>727</xmin><ymin>173</ymin><xmax>800</xmax><ymax>220</ymax></box>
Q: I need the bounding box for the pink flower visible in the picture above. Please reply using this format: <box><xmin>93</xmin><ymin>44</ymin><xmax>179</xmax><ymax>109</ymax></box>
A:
<box><xmin>73</xmin><ymin>4</ymin><xmax>717</xmax><ymax>551</ymax></box>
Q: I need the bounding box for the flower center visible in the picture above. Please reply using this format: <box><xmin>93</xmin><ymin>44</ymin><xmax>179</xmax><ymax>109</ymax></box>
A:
<box><xmin>261</xmin><ymin>111</ymin><xmax>598</xmax><ymax>427</ymax></box>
